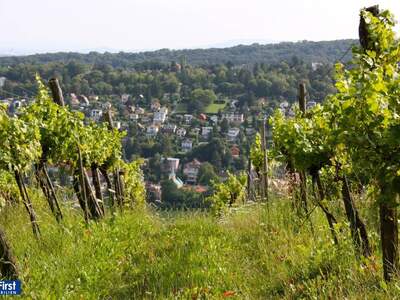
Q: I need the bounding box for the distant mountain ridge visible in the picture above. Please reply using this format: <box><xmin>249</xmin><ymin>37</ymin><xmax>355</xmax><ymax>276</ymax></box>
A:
<box><xmin>0</xmin><ymin>39</ymin><xmax>357</xmax><ymax>67</ymax></box>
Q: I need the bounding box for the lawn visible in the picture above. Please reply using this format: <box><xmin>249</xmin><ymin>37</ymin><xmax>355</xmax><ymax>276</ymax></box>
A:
<box><xmin>1</xmin><ymin>194</ymin><xmax>399</xmax><ymax>299</ymax></box>
<box><xmin>174</xmin><ymin>101</ymin><xmax>227</xmax><ymax>114</ymax></box>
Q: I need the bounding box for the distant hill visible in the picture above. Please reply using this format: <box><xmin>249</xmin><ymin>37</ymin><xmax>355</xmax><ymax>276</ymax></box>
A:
<box><xmin>0</xmin><ymin>40</ymin><xmax>357</xmax><ymax>67</ymax></box>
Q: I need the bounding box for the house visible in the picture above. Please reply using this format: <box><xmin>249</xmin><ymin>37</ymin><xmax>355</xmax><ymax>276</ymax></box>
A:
<box><xmin>151</xmin><ymin>100</ymin><xmax>161</xmax><ymax>111</ymax></box>
<box><xmin>168</xmin><ymin>173</ymin><xmax>184</xmax><ymax>189</ymax></box>
<box><xmin>312</xmin><ymin>62</ymin><xmax>323</xmax><ymax>71</ymax></box>
<box><xmin>135</xmin><ymin>107</ymin><xmax>145</xmax><ymax>114</ymax></box>
<box><xmin>230</xmin><ymin>99</ymin><xmax>239</xmax><ymax>109</ymax></box>
<box><xmin>161</xmin><ymin>157</ymin><xmax>180</xmax><ymax>173</ymax></box>
<box><xmin>183</xmin><ymin>159</ymin><xmax>202</xmax><ymax>184</ymax></box>
<box><xmin>153</xmin><ymin>111</ymin><xmax>167</xmax><ymax>124</ymax></box>
<box><xmin>69</xmin><ymin>93</ymin><xmax>80</xmax><ymax>106</ymax></box>
<box><xmin>90</xmin><ymin>109</ymin><xmax>103</xmax><ymax>121</ymax></box>
<box><xmin>231</xmin><ymin>145</ymin><xmax>240</xmax><ymax>158</ymax></box>
<box><xmin>146</xmin><ymin>124</ymin><xmax>159</xmax><ymax>136</ymax></box>
<box><xmin>77</xmin><ymin>95</ymin><xmax>89</xmax><ymax>106</ymax></box>
<box><xmin>129</xmin><ymin>113</ymin><xmax>139</xmax><ymax>121</ymax></box>
<box><xmin>184</xmin><ymin>114</ymin><xmax>193</xmax><ymax>124</ymax></box>
<box><xmin>176</xmin><ymin>127</ymin><xmax>187</xmax><ymax>137</ymax></box>
<box><xmin>141</xmin><ymin>115</ymin><xmax>152</xmax><ymax>124</ymax></box>
<box><xmin>245</xmin><ymin>127</ymin><xmax>256</xmax><ymax>135</ymax></box>
<box><xmin>199</xmin><ymin>113</ymin><xmax>207</xmax><ymax>121</ymax></box>
<box><xmin>121</xmin><ymin>94</ymin><xmax>130</xmax><ymax>103</ymax></box>
<box><xmin>227</xmin><ymin>128</ymin><xmax>240</xmax><ymax>142</ymax></box>
<box><xmin>210</xmin><ymin>115</ymin><xmax>218</xmax><ymax>124</ymax></box>
<box><xmin>102</xmin><ymin>102</ymin><xmax>112</xmax><ymax>109</ymax></box>
<box><xmin>0</xmin><ymin>77</ymin><xmax>6</xmax><ymax>87</ymax></box>
<box><xmin>221</xmin><ymin>113</ymin><xmax>244</xmax><ymax>123</ymax></box>
<box><xmin>306</xmin><ymin>101</ymin><xmax>317</xmax><ymax>110</ymax></box>
<box><xmin>146</xmin><ymin>183</ymin><xmax>161</xmax><ymax>202</ymax></box>
<box><xmin>159</xmin><ymin>106</ymin><xmax>168</xmax><ymax>115</ymax></box>
<box><xmin>201</xmin><ymin>126</ymin><xmax>213</xmax><ymax>138</ymax></box>
<box><xmin>191</xmin><ymin>128</ymin><xmax>200</xmax><ymax>135</ymax></box>
<box><xmin>162</xmin><ymin>124</ymin><xmax>177</xmax><ymax>134</ymax></box>
<box><xmin>279</xmin><ymin>101</ymin><xmax>289</xmax><ymax>110</ymax></box>
<box><xmin>181</xmin><ymin>139</ymin><xmax>193</xmax><ymax>152</ymax></box>
<box><xmin>88</xmin><ymin>95</ymin><xmax>99</xmax><ymax>102</ymax></box>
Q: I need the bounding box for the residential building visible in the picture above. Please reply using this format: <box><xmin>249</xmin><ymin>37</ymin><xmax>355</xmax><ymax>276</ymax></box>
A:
<box><xmin>135</xmin><ymin>107</ymin><xmax>145</xmax><ymax>114</ymax></box>
<box><xmin>183</xmin><ymin>159</ymin><xmax>202</xmax><ymax>184</ymax></box>
<box><xmin>129</xmin><ymin>113</ymin><xmax>139</xmax><ymax>121</ymax></box>
<box><xmin>121</xmin><ymin>94</ymin><xmax>130</xmax><ymax>103</ymax></box>
<box><xmin>221</xmin><ymin>113</ymin><xmax>244</xmax><ymax>123</ymax></box>
<box><xmin>181</xmin><ymin>139</ymin><xmax>193</xmax><ymax>152</ymax></box>
<box><xmin>307</xmin><ymin>101</ymin><xmax>317</xmax><ymax>110</ymax></box>
<box><xmin>146</xmin><ymin>124</ymin><xmax>159</xmax><ymax>136</ymax></box>
<box><xmin>162</xmin><ymin>124</ymin><xmax>177</xmax><ymax>134</ymax></box>
<box><xmin>201</xmin><ymin>126</ymin><xmax>213</xmax><ymax>138</ymax></box>
<box><xmin>0</xmin><ymin>77</ymin><xmax>6</xmax><ymax>87</ymax></box>
<box><xmin>183</xmin><ymin>114</ymin><xmax>193</xmax><ymax>124</ymax></box>
<box><xmin>231</xmin><ymin>145</ymin><xmax>240</xmax><ymax>158</ymax></box>
<box><xmin>88</xmin><ymin>95</ymin><xmax>99</xmax><ymax>101</ymax></box>
<box><xmin>90</xmin><ymin>109</ymin><xmax>103</xmax><ymax>121</ymax></box>
<box><xmin>176</xmin><ymin>127</ymin><xmax>187</xmax><ymax>137</ymax></box>
<box><xmin>227</xmin><ymin>128</ymin><xmax>240</xmax><ymax>142</ymax></box>
<box><xmin>151</xmin><ymin>100</ymin><xmax>161</xmax><ymax>111</ymax></box>
<box><xmin>153</xmin><ymin>110</ymin><xmax>167</xmax><ymax>124</ymax></box>
<box><xmin>161</xmin><ymin>157</ymin><xmax>180</xmax><ymax>173</ymax></box>
<box><xmin>210</xmin><ymin>115</ymin><xmax>218</xmax><ymax>124</ymax></box>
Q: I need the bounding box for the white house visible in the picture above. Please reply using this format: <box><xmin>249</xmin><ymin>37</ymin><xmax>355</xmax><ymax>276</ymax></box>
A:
<box><xmin>151</xmin><ymin>100</ymin><xmax>161</xmax><ymax>111</ymax></box>
<box><xmin>221</xmin><ymin>113</ymin><xmax>244</xmax><ymax>123</ymax></box>
<box><xmin>183</xmin><ymin>159</ymin><xmax>202</xmax><ymax>184</ymax></box>
<box><xmin>181</xmin><ymin>139</ymin><xmax>193</xmax><ymax>152</ymax></box>
<box><xmin>176</xmin><ymin>127</ymin><xmax>187</xmax><ymax>137</ymax></box>
<box><xmin>0</xmin><ymin>77</ymin><xmax>6</xmax><ymax>87</ymax></box>
<box><xmin>153</xmin><ymin>111</ymin><xmax>167</xmax><ymax>124</ymax></box>
<box><xmin>201</xmin><ymin>126</ymin><xmax>213</xmax><ymax>138</ymax></box>
<box><xmin>162</xmin><ymin>124</ymin><xmax>177</xmax><ymax>133</ymax></box>
<box><xmin>161</xmin><ymin>157</ymin><xmax>180</xmax><ymax>173</ymax></box>
<box><xmin>184</xmin><ymin>114</ymin><xmax>193</xmax><ymax>124</ymax></box>
<box><xmin>146</xmin><ymin>125</ymin><xmax>159</xmax><ymax>136</ymax></box>
<box><xmin>121</xmin><ymin>94</ymin><xmax>130</xmax><ymax>103</ymax></box>
<box><xmin>129</xmin><ymin>113</ymin><xmax>139</xmax><ymax>121</ymax></box>
<box><xmin>135</xmin><ymin>107</ymin><xmax>145</xmax><ymax>114</ymax></box>
<box><xmin>90</xmin><ymin>109</ymin><xmax>103</xmax><ymax>121</ymax></box>
<box><xmin>227</xmin><ymin>128</ymin><xmax>240</xmax><ymax>142</ymax></box>
<box><xmin>307</xmin><ymin>101</ymin><xmax>317</xmax><ymax>110</ymax></box>
<box><xmin>210</xmin><ymin>115</ymin><xmax>218</xmax><ymax>124</ymax></box>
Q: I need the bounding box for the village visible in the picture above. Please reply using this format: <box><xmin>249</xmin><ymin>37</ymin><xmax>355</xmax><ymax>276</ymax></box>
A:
<box><xmin>1</xmin><ymin>74</ymin><xmax>318</xmax><ymax>204</ymax></box>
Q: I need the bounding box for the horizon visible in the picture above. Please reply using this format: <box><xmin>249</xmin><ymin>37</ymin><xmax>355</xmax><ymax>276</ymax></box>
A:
<box><xmin>0</xmin><ymin>38</ymin><xmax>356</xmax><ymax>57</ymax></box>
<box><xmin>1</xmin><ymin>0</ymin><xmax>399</xmax><ymax>56</ymax></box>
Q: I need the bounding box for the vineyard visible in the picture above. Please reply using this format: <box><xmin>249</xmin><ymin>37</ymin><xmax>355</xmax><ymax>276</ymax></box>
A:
<box><xmin>1</xmin><ymin>5</ymin><xmax>400</xmax><ymax>299</ymax></box>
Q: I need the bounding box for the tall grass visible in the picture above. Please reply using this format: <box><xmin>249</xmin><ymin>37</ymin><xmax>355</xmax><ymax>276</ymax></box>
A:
<box><xmin>1</xmin><ymin>193</ymin><xmax>399</xmax><ymax>299</ymax></box>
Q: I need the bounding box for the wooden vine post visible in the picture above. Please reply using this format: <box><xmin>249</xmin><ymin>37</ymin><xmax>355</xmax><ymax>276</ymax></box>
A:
<box><xmin>298</xmin><ymin>83</ymin><xmax>308</xmax><ymax>213</ymax></box>
<box><xmin>103</xmin><ymin>109</ymin><xmax>124</xmax><ymax>211</ymax></box>
<box><xmin>0</xmin><ymin>227</ymin><xmax>18</xmax><ymax>279</ymax></box>
<box><xmin>49</xmin><ymin>78</ymin><xmax>103</xmax><ymax>220</ymax></box>
<box><xmin>298</xmin><ymin>83</ymin><xmax>336</xmax><ymax>243</ymax></box>
<box><xmin>260</xmin><ymin>118</ymin><xmax>269</xmax><ymax>202</ymax></box>
<box><xmin>359</xmin><ymin>5</ymin><xmax>398</xmax><ymax>280</ymax></box>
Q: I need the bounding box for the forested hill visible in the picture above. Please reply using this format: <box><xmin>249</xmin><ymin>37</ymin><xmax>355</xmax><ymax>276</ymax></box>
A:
<box><xmin>0</xmin><ymin>39</ymin><xmax>357</xmax><ymax>67</ymax></box>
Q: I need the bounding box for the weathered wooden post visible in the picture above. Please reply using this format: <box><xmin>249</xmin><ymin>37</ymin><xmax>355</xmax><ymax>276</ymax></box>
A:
<box><xmin>0</xmin><ymin>228</ymin><xmax>18</xmax><ymax>279</ymax></box>
<box><xmin>260</xmin><ymin>118</ymin><xmax>269</xmax><ymax>202</ymax></box>
<box><xmin>298</xmin><ymin>83</ymin><xmax>309</xmax><ymax>212</ymax></box>
<box><xmin>48</xmin><ymin>78</ymin><xmax>65</xmax><ymax>106</ymax></box>
<box><xmin>359</xmin><ymin>4</ymin><xmax>398</xmax><ymax>281</ymax></box>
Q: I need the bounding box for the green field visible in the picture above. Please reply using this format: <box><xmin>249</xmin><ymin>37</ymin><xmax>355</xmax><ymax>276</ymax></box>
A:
<box><xmin>174</xmin><ymin>101</ymin><xmax>227</xmax><ymax>114</ymax></box>
<box><xmin>1</xmin><ymin>194</ymin><xmax>399</xmax><ymax>299</ymax></box>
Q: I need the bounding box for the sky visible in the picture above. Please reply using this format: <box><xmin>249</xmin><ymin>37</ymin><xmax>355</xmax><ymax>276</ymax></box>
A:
<box><xmin>1</xmin><ymin>0</ymin><xmax>399</xmax><ymax>55</ymax></box>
